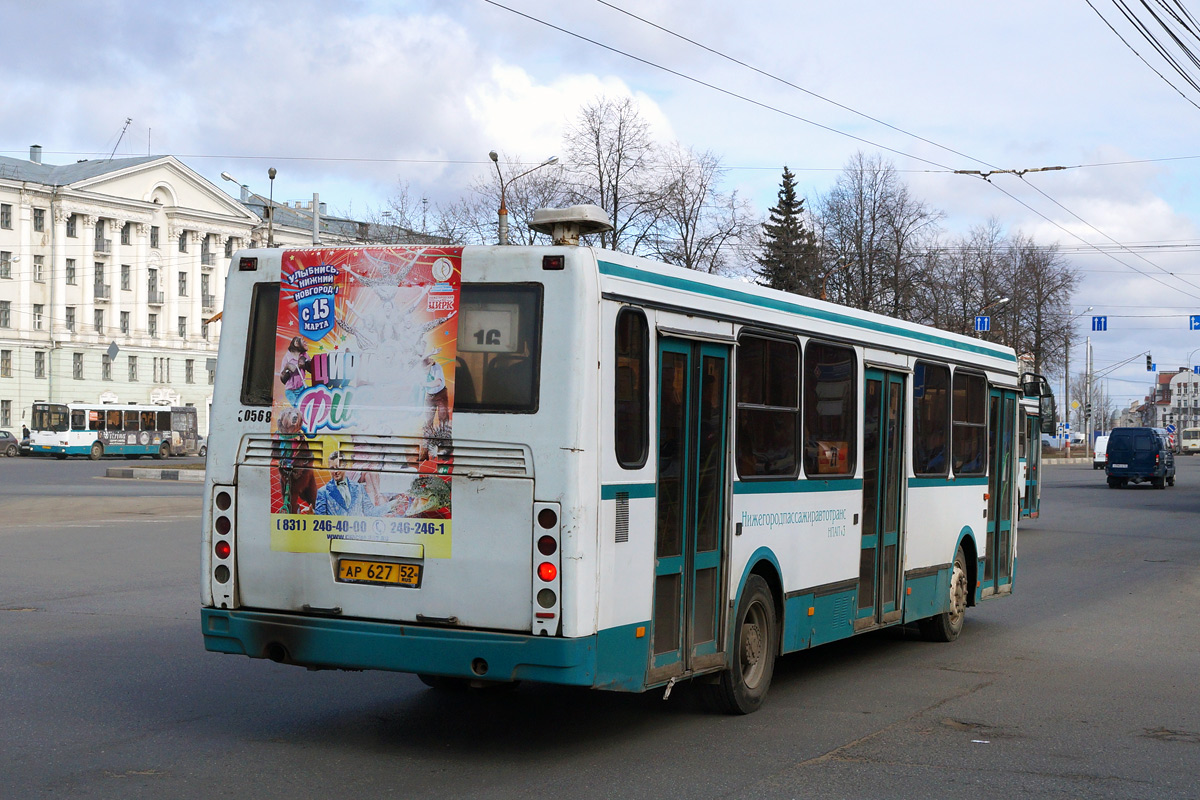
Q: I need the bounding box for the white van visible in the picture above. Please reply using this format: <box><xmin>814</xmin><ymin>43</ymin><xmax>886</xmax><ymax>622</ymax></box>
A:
<box><xmin>1093</xmin><ymin>434</ymin><xmax>1110</xmax><ymax>470</ymax></box>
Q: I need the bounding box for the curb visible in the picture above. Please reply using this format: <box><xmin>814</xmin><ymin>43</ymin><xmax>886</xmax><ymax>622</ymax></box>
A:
<box><xmin>105</xmin><ymin>467</ymin><xmax>205</xmax><ymax>482</ymax></box>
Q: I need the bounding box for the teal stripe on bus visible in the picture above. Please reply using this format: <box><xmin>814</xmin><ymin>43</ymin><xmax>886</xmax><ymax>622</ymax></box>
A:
<box><xmin>734</xmin><ymin>479</ymin><xmax>864</xmax><ymax>495</ymax></box>
<box><xmin>598</xmin><ymin>260</ymin><xmax>1015</xmax><ymax>361</ymax></box>
<box><xmin>600</xmin><ymin>483</ymin><xmax>657</xmax><ymax>500</ymax></box>
<box><xmin>908</xmin><ymin>476</ymin><xmax>990</xmax><ymax>488</ymax></box>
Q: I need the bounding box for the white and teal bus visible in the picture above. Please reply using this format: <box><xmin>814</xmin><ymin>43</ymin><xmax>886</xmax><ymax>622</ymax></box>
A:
<box><xmin>1179</xmin><ymin>427</ymin><xmax>1200</xmax><ymax>455</ymax></box>
<box><xmin>30</xmin><ymin>401</ymin><xmax>199</xmax><ymax>459</ymax></box>
<box><xmin>201</xmin><ymin>206</ymin><xmax>1051</xmax><ymax>713</ymax></box>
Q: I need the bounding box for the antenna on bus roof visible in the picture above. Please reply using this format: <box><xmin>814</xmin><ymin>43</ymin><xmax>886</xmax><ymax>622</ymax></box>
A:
<box><xmin>529</xmin><ymin>205</ymin><xmax>612</xmax><ymax>246</ymax></box>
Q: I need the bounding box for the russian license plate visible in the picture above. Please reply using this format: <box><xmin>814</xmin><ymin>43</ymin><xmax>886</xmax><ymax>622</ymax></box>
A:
<box><xmin>1112</xmin><ymin>463</ymin><xmax>1128</xmax><ymax>469</ymax></box>
<box><xmin>337</xmin><ymin>559</ymin><xmax>421</xmax><ymax>587</ymax></box>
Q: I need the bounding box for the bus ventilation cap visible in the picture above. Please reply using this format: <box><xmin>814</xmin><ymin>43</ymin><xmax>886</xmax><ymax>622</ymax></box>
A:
<box><xmin>530</xmin><ymin>205</ymin><xmax>613</xmax><ymax>246</ymax></box>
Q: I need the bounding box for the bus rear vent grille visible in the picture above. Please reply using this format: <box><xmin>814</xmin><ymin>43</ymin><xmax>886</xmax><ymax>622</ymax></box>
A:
<box><xmin>615</xmin><ymin>492</ymin><xmax>629</xmax><ymax>543</ymax></box>
<box><xmin>241</xmin><ymin>435</ymin><xmax>531</xmax><ymax>478</ymax></box>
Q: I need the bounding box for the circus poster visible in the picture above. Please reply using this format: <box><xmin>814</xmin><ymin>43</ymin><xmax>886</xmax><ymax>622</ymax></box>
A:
<box><xmin>268</xmin><ymin>246</ymin><xmax>460</xmax><ymax>558</ymax></box>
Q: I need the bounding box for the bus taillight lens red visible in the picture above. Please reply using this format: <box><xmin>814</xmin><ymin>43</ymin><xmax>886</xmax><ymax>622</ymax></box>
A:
<box><xmin>537</xmin><ymin>508</ymin><xmax>558</xmax><ymax>529</ymax></box>
<box><xmin>537</xmin><ymin>535</ymin><xmax>557</xmax><ymax>556</ymax></box>
<box><xmin>215</xmin><ymin>540</ymin><xmax>231</xmax><ymax>559</ymax></box>
<box><xmin>537</xmin><ymin>562</ymin><xmax>557</xmax><ymax>582</ymax></box>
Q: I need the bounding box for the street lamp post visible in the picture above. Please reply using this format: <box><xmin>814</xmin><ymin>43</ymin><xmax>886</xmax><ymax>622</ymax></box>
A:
<box><xmin>973</xmin><ymin>296</ymin><xmax>1010</xmax><ymax>338</ymax></box>
<box><xmin>489</xmin><ymin>151</ymin><xmax>558</xmax><ymax>245</ymax></box>
<box><xmin>1063</xmin><ymin>306</ymin><xmax>1093</xmax><ymax>458</ymax></box>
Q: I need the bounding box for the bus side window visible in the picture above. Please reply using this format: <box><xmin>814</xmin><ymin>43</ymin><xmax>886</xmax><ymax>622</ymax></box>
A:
<box><xmin>89</xmin><ymin>412</ymin><xmax>105</xmax><ymax>432</ymax></box>
<box><xmin>913</xmin><ymin>361</ymin><xmax>950</xmax><ymax>476</ymax></box>
<box><xmin>141</xmin><ymin>411</ymin><xmax>156</xmax><ymax>430</ymax></box>
<box><xmin>125</xmin><ymin>411</ymin><xmax>140</xmax><ymax>431</ymax></box>
<box><xmin>158</xmin><ymin>411</ymin><xmax>172</xmax><ymax>431</ymax></box>
<box><xmin>71</xmin><ymin>410</ymin><xmax>86</xmax><ymax>431</ymax></box>
<box><xmin>614</xmin><ymin>308</ymin><xmax>649</xmax><ymax>469</ymax></box>
<box><xmin>736</xmin><ymin>334</ymin><xmax>800</xmax><ymax>478</ymax></box>
<box><xmin>242</xmin><ymin>282</ymin><xmax>281</xmax><ymax>406</ymax></box>
<box><xmin>802</xmin><ymin>341</ymin><xmax>856</xmax><ymax>478</ymax></box>
<box><xmin>107</xmin><ymin>410</ymin><xmax>123</xmax><ymax>432</ymax></box>
<box><xmin>952</xmin><ymin>371</ymin><xmax>987</xmax><ymax>475</ymax></box>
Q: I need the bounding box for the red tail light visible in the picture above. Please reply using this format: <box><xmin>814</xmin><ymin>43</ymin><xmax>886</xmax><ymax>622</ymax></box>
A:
<box><xmin>537</xmin><ymin>562</ymin><xmax>557</xmax><ymax>582</ymax></box>
<box><xmin>215</xmin><ymin>540</ymin><xmax>231</xmax><ymax>559</ymax></box>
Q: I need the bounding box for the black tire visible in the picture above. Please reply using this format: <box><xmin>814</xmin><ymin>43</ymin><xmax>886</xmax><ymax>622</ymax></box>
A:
<box><xmin>1167</xmin><ymin>475</ymin><xmax>1175</xmax><ymax>487</ymax></box>
<box><xmin>154</xmin><ymin>442</ymin><xmax>170</xmax><ymax>460</ymax></box>
<box><xmin>1107</xmin><ymin>477</ymin><xmax>1121</xmax><ymax>489</ymax></box>
<box><xmin>88</xmin><ymin>442</ymin><xmax>103</xmax><ymax>461</ymax></box>
<box><xmin>707</xmin><ymin>574</ymin><xmax>778</xmax><ymax>715</ymax></box>
<box><xmin>1152</xmin><ymin>476</ymin><xmax>1166</xmax><ymax>490</ymax></box>
<box><xmin>3</xmin><ymin>444</ymin><xmax>16</xmax><ymax>458</ymax></box>
<box><xmin>199</xmin><ymin>446</ymin><xmax>207</xmax><ymax>457</ymax></box>
<box><xmin>919</xmin><ymin>546</ymin><xmax>969</xmax><ymax>642</ymax></box>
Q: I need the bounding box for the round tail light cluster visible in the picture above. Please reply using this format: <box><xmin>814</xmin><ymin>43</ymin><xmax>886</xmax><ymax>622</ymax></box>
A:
<box><xmin>532</xmin><ymin>502</ymin><xmax>562</xmax><ymax>634</ymax></box>
<box><xmin>209</xmin><ymin>487</ymin><xmax>237</xmax><ymax>609</ymax></box>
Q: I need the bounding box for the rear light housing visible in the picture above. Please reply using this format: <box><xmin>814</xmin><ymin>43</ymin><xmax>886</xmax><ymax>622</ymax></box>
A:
<box><xmin>531</xmin><ymin>501</ymin><xmax>562</xmax><ymax>635</ymax></box>
<box><xmin>208</xmin><ymin>485</ymin><xmax>237</xmax><ymax>609</ymax></box>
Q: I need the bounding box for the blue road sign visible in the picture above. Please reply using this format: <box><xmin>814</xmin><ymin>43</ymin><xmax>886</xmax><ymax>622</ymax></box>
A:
<box><xmin>974</xmin><ymin>316</ymin><xmax>990</xmax><ymax>332</ymax></box>
<box><xmin>1092</xmin><ymin>316</ymin><xmax>1107</xmax><ymax>331</ymax></box>
<box><xmin>1194</xmin><ymin>366</ymin><xmax>1200</xmax><ymax>375</ymax></box>
<box><xmin>1191</xmin><ymin>315</ymin><xmax>1200</xmax><ymax>330</ymax></box>
<box><xmin>1167</xmin><ymin>424</ymin><xmax>1177</xmax><ymax>434</ymax></box>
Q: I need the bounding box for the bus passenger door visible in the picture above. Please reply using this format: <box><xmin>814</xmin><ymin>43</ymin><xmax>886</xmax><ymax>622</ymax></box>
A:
<box><xmin>1023</xmin><ymin>410</ymin><xmax>1041</xmax><ymax>518</ymax></box>
<box><xmin>857</xmin><ymin>369</ymin><xmax>906</xmax><ymax>630</ymax></box>
<box><xmin>985</xmin><ymin>389</ymin><xmax>1018</xmax><ymax>592</ymax></box>
<box><xmin>649</xmin><ymin>338</ymin><xmax>730</xmax><ymax>685</ymax></box>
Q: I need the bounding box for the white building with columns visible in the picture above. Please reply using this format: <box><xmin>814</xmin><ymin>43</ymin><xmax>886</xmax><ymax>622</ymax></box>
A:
<box><xmin>0</xmin><ymin>146</ymin><xmax>262</xmax><ymax>435</ymax></box>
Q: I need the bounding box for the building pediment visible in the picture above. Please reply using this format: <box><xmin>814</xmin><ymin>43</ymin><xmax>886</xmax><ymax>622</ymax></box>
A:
<box><xmin>70</xmin><ymin>157</ymin><xmax>258</xmax><ymax>224</ymax></box>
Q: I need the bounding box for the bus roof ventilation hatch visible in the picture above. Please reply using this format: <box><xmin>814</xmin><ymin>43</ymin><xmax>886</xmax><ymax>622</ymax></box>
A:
<box><xmin>529</xmin><ymin>204</ymin><xmax>613</xmax><ymax>246</ymax></box>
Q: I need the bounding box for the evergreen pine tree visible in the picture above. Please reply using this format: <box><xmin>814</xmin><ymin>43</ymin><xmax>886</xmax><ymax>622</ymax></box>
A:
<box><xmin>756</xmin><ymin>166</ymin><xmax>820</xmax><ymax>295</ymax></box>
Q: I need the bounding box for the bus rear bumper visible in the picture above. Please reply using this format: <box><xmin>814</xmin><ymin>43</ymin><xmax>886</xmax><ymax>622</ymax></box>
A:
<box><xmin>201</xmin><ymin>608</ymin><xmax>602</xmax><ymax>687</ymax></box>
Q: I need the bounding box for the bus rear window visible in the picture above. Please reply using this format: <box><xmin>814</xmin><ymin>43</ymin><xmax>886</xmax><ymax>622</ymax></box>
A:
<box><xmin>242</xmin><ymin>282</ymin><xmax>281</xmax><ymax>406</ymax></box>
<box><xmin>454</xmin><ymin>284</ymin><xmax>543</xmax><ymax>413</ymax></box>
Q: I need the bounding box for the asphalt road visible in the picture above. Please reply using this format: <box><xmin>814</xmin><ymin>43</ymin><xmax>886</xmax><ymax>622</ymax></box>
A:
<box><xmin>1</xmin><ymin>458</ymin><xmax>1197</xmax><ymax>798</ymax></box>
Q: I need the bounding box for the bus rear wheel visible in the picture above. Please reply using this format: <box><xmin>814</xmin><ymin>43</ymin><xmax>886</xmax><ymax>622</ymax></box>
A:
<box><xmin>920</xmin><ymin>546</ymin><xmax>968</xmax><ymax>642</ymax></box>
<box><xmin>707</xmin><ymin>574</ymin><xmax>777</xmax><ymax>715</ymax></box>
<box><xmin>88</xmin><ymin>442</ymin><xmax>103</xmax><ymax>461</ymax></box>
<box><xmin>154</xmin><ymin>442</ymin><xmax>170</xmax><ymax>460</ymax></box>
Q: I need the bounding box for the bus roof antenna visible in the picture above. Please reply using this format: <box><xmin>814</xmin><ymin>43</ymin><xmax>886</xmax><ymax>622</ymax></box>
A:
<box><xmin>529</xmin><ymin>205</ymin><xmax>612</xmax><ymax>246</ymax></box>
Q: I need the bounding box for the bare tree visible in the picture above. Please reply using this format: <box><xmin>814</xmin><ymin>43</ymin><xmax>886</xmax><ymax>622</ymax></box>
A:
<box><xmin>1008</xmin><ymin>234</ymin><xmax>1078</xmax><ymax>378</ymax></box>
<box><xmin>562</xmin><ymin>96</ymin><xmax>660</xmax><ymax>254</ymax></box>
<box><xmin>647</xmin><ymin>143</ymin><xmax>754</xmax><ymax>274</ymax></box>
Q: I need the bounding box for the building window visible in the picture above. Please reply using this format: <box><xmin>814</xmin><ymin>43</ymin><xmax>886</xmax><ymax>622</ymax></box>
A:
<box><xmin>952</xmin><ymin>372</ymin><xmax>988</xmax><ymax>476</ymax></box>
<box><xmin>66</xmin><ymin>258</ymin><xmax>76</xmax><ymax>284</ymax></box>
<box><xmin>33</xmin><ymin>208</ymin><xmax>45</xmax><ymax>232</ymax></box>
<box><xmin>121</xmin><ymin>264</ymin><xmax>131</xmax><ymax>291</ymax></box>
<box><xmin>202</xmin><ymin>321</ymin><xmax>209</xmax><ymax>340</ymax></box>
<box><xmin>0</xmin><ymin>301</ymin><xmax>8</xmax><ymax>328</ymax></box>
<box><xmin>101</xmin><ymin>353</ymin><xmax>111</xmax><ymax>381</ymax></box>
<box><xmin>94</xmin><ymin>309</ymin><xmax>104</xmax><ymax>334</ymax></box>
<box><xmin>0</xmin><ymin>251</ymin><xmax>11</xmax><ymax>279</ymax></box>
<box><xmin>73</xmin><ymin>352</ymin><xmax>84</xmax><ymax>380</ymax></box>
<box><xmin>208</xmin><ymin>362</ymin><xmax>216</xmax><ymax>385</ymax></box>
<box><xmin>65</xmin><ymin>307</ymin><xmax>76</xmax><ymax>332</ymax></box>
<box><xmin>148</xmin><ymin>313</ymin><xmax>158</xmax><ymax>338</ymax></box>
<box><xmin>178</xmin><ymin>315</ymin><xmax>187</xmax><ymax>338</ymax></box>
<box><xmin>737</xmin><ymin>333</ymin><xmax>800</xmax><ymax>478</ymax></box>
<box><xmin>150</xmin><ymin>225</ymin><xmax>159</xmax><ymax>249</ymax></box>
<box><xmin>33</xmin><ymin>304</ymin><xmax>44</xmax><ymax>330</ymax></box>
<box><xmin>1</xmin><ymin>400</ymin><xmax>9</xmax><ymax>428</ymax></box>
<box><xmin>66</xmin><ymin>213</ymin><xmax>77</xmax><ymax>237</ymax></box>
<box><xmin>0</xmin><ymin>204</ymin><xmax>11</xmax><ymax>229</ymax></box>
<box><xmin>178</xmin><ymin>271</ymin><xmax>187</xmax><ymax>296</ymax></box>
<box><xmin>0</xmin><ymin>350</ymin><xmax>10</xmax><ymax>378</ymax></box>
<box><xmin>803</xmin><ymin>341</ymin><xmax>857</xmax><ymax>478</ymax></box>
<box><xmin>179</xmin><ymin>231</ymin><xmax>188</xmax><ymax>252</ymax></box>
<box><xmin>128</xmin><ymin>355</ymin><xmax>138</xmax><ymax>382</ymax></box>
<box><xmin>120</xmin><ymin>311</ymin><xmax>130</xmax><ymax>334</ymax></box>
<box><xmin>186</xmin><ymin>358</ymin><xmax>195</xmax><ymax>384</ymax></box>
<box><xmin>121</xmin><ymin>222</ymin><xmax>131</xmax><ymax>245</ymax></box>
<box><xmin>35</xmin><ymin>351</ymin><xmax>46</xmax><ymax>378</ymax></box>
<box><xmin>33</xmin><ymin>255</ymin><xmax>44</xmax><ymax>282</ymax></box>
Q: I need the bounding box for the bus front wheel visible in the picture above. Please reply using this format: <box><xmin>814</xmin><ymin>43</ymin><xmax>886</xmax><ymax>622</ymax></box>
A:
<box><xmin>920</xmin><ymin>546</ymin><xmax>968</xmax><ymax>642</ymax></box>
<box><xmin>708</xmin><ymin>574</ymin><xmax>777</xmax><ymax>715</ymax></box>
<box><xmin>88</xmin><ymin>442</ymin><xmax>103</xmax><ymax>461</ymax></box>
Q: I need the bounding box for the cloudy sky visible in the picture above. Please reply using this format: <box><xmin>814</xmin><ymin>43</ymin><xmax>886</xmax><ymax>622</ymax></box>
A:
<box><xmin>6</xmin><ymin>0</ymin><xmax>1200</xmax><ymax>409</ymax></box>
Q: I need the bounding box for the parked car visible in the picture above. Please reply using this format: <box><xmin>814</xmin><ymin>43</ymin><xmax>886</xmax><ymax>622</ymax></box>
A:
<box><xmin>1092</xmin><ymin>434</ymin><xmax>1110</xmax><ymax>470</ymax></box>
<box><xmin>1105</xmin><ymin>427</ymin><xmax>1175</xmax><ymax>489</ymax></box>
<box><xmin>0</xmin><ymin>430</ymin><xmax>19</xmax><ymax>457</ymax></box>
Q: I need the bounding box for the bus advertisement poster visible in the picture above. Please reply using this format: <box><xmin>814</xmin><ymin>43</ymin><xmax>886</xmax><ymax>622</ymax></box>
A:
<box><xmin>268</xmin><ymin>246</ymin><xmax>461</xmax><ymax>558</ymax></box>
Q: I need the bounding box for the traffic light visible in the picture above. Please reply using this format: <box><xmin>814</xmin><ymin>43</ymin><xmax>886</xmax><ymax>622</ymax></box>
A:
<box><xmin>1085</xmin><ymin>403</ymin><xmax>1092</xmax><ymax>418</ymax></box>
<box><xmin>1147</xmin><ymin>354</ymin><xmax>1153</xmax><ymax>371</ymax></box>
